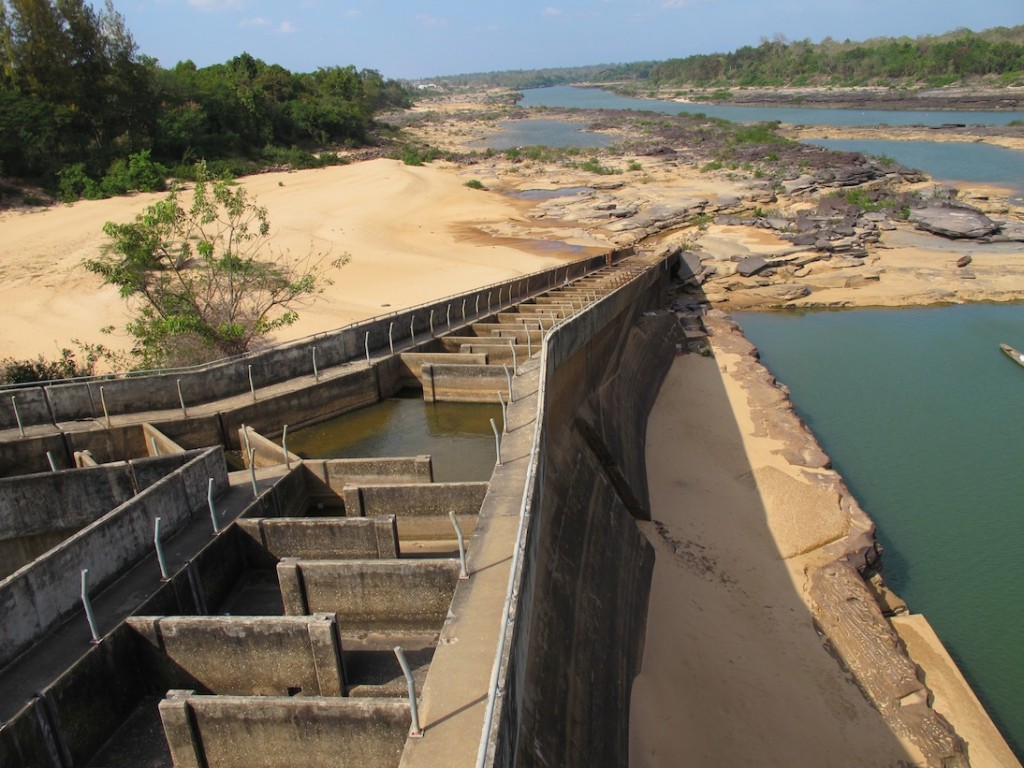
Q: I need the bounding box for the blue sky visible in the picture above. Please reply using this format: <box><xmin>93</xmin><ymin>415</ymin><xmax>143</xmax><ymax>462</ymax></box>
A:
<box><xmin>112</xmin><ymin>0</ymin><xmax>1023</xmax><ymax>79</ymax></box>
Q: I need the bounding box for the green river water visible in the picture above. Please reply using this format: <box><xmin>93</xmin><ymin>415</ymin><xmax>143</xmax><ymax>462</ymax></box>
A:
<box><xmin>736</xmin><ymin>305</ymin><xmax>1024</xmax><ymax>758</ymax></box>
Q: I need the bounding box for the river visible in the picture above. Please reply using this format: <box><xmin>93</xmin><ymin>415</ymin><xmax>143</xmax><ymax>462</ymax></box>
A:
<box><xmin>507</xmin><ymin>86</ymin><xmax>1024</xmax><ymax>758</ymax></box>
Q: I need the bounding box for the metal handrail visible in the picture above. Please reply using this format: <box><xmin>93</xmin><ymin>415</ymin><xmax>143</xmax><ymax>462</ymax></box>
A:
<box><xmin>1</xmin><ymin>253</ymin><xmax>610</xmax><ymax>391</ymax></box>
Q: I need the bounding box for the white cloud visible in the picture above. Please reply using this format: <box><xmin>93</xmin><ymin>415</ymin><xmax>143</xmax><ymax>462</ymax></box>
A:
<box><xmin>542</xmin><ymin>6</ymin><xmax>564</xmax><ymax>17</ymax></box>
<box><xmin>279</xmin><ymin>20</ymin><xmax>296</xmax><ymax>34</ymax></box>
<box><xmin>240</xmin><ymin>16</ymin><xmax>269</xmax><ymax>27</ymax></box>
<box><xmin>187</xmin><ymin>0</ymin><xmax>243</xmax><ymax>11</ymax></box>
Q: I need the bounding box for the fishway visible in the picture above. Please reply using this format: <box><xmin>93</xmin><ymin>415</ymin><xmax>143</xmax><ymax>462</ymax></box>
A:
<box><xmin>0</xmin><ymin>250</ymin><xmax>667</xmax><ymax>767</ymax></box>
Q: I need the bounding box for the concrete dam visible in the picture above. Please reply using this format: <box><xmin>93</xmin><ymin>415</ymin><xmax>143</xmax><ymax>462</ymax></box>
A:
<box><xmin>0</xmin><ymin>248</ymin><xmax>680</xmax><ymax>768</ymax></box>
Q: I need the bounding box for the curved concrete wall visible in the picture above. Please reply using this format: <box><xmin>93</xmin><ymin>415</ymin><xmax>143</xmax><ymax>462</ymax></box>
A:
<box><xmin>487</xmin><ymin>257</ymin><xmax>681</xmax><ymax>766</ymax></box>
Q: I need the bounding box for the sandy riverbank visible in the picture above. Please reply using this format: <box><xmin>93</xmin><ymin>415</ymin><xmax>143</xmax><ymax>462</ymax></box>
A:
<box><xmin>0</xmin><ymin>158</ymin><xmax>605</xmax><ymax>362</ymax></box>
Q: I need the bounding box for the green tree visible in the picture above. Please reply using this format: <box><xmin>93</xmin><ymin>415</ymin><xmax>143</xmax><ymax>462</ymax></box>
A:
<box><xmin>85</xmin><ymin>162</ymin><xmax>344</xmax><ymax>367</ymax></box>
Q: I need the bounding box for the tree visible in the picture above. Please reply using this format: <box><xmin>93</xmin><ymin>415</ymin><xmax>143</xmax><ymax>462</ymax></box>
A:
<box><xmin>85</xmin><ymin>162</ymin><xmax>345</xmax><ymax>368</ymax></box>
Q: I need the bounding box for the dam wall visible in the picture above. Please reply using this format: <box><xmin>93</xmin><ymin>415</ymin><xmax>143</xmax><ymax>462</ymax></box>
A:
<box><xmin>485</xmin><ymin>257</ymin><xmax>682</xmax><ymax>766</ymax></box>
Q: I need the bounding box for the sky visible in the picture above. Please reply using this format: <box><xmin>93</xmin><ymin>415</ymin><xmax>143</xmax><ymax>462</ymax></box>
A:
<box><xmin>111</xmin><ymin>0</ymin><xmax>1024</xmax><ymax>80</ymax></box>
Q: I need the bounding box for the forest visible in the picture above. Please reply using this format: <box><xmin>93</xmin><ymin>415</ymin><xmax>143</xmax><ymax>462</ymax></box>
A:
<box><xmin>0</xmin><ymin>0</ymin><xmax>410</xmax><ymax>199</ymax></box>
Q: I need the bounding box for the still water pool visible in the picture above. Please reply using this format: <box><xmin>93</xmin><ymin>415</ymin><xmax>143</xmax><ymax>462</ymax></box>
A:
<box><xmin>287</xmin><ymin>393</ymin><xmax>503</xmax><ymax>483</ymax></box>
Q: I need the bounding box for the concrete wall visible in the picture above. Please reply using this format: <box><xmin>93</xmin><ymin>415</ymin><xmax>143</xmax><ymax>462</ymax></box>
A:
<box><xmin>421</xmin><ymin>364</ymin><xmax>510</xmax><ymax>404</ymax></box>
<box><xmin>0</xmin><ymin>464</ymin><xmax>135</xmax><ymax>541</ymax></box>
<box><xmin>342</xmin><ymin>481</ymin><xmax>486</xmax><ymax>540</ymax></box>
<box><xmin>0</xmin><ymin>622</ymin><xmax>152</xmax><ymax>768</ymax></box>
<box><xmin>128</xmin><ymin>613</ymin><xmax>346</xmax><ymax>696</ymax></box>
<box><xmin>486</xmin><ymin>256</ymin><xmax>679</xmax><ymax>767</ymax></box>
<box><xmin>301</xmin><ymin>458</ymin><xmax>433</xmax><ymax>511</ymax></box>
<box><xmin>398</xmin><ymin>352</ymin><xmax>489</xmax><ymax>389</ymax></box>
<box><xmin>0</xmin><ymin>447</ymin><xmax>228</xmax><ymax>668</ymax></box>
<box><xmin>277</xmin><ymin>558</ymin><xmax>461</xmax><ymax>632</ymax></box>
<box><xmin>0</xmin><ymin>254</ymin><xmax>614</xmax><ymax>431</ymax></box>
<box><xmin>236</xmin><ymin>517</ymin><xmax>399</xmax><ymax>560</ymax></box>
<box><xmin>159</xmin><ymin>691</ymin><xmax>411</xmax><ymax>768</ymax></box>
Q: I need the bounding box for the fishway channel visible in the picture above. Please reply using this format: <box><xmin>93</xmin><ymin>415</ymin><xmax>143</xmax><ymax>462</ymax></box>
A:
<box><xmin>0</xmin><ymin>249</ymin><xmax>671</xmax><ymax>768</ymax></box>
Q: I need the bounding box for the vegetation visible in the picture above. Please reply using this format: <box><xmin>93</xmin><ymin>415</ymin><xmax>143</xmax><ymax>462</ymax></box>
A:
<box><xmin>646</xmin><ymin>28</ymin><xmax>1024</xmax><ymax>87</ymax></box>
<box><xmin>84</xmin><ymin>163</ymin><xmax>345</xmax><ymax>368</ymax></box>
<box><xmin>0</xmin><ymin>0</ymin><xmax>410</xmax><ymax>197</ymax></box>
<box><xmin>0</xmin><ymin>346</ymin><xmax>100</xmax><ymax>384</ymax></box>
<box><xmin>464</xmin><ymin>179</ymin><xmax>486</xmax><ymax>190</ymax></box>
<box><xmin>422</xmin><ymin>26</ymin><xmax>1024</xmax><ymax>91</ymax></box>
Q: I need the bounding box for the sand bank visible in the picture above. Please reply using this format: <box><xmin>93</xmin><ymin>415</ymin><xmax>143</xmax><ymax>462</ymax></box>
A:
<box><xmin>0</xmin><ymin>159</ymin><xmax>605</xmax><ymax>362</ymax></box>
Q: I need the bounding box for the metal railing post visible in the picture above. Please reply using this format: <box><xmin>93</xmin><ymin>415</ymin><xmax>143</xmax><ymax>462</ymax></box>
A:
<box><xmin>248</xmin><ymin>448</ymin><xmax>258</xmax><ymax>498</ymax></box>
<box><xmin>208</xmin><ymin>478</ymin><xmax>220</xmax><ymax>534</ymax></box>
<box><xmin>100</xmin><ymin>386</ymin><xmax>111</xmax><ymax>428</ymax></box>
<box><xmin>176</xmin><ymin>379</ymin><xmax>188</xmax><ymax>418</ymax></box>
<box><xmin>248</xmin><ymin>365</ymin><xmax>257</xmax><ymax>401</ymax></box>
<box><xmin>11</xmin><ymin>396</ymin><xmax>24</xmax><ymax>437</ymax></box>
<box><xmin>154</xmin><ymin>517</ymin><xmax>170</xmax><ymax>580</ymax></box>
<box><xmin>394</xmin><ymin>646</ymin><xmax>423</xmax><ymax>737</ymax></box>
<box><xmin>449</xmin><ymin>511</ymin><xmax>469</xmax><ymax>579</ymax></box>
<box><xmin>81</xmin><ymin>569</ymin><xmax>100</xmax><ymax>643</ymax></box>
<box><xmin>282</xmin><ymin>424</ymin><xmax>291</xmax><ymax>470</ymax></box>
<box><xmin>490</xmin><ymin>418</ymin><xmax>502</xmax><ymax>467</ymax></box>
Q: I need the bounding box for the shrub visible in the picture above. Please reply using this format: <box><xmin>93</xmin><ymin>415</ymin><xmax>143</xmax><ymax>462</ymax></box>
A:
<box><xmin>1</xmin><ymin>347</ymin><xmax>99</xmax><ymax>384</ymax></box>
<box><xmin>579</xmin><ymin>158</ymin><xmax>619</xmax><ymax>175</ymax></box>
<box><xmin>57</xmin><ymin>163</ymin><xmax>102</xmax><ymax>203</ymax></box>
<box><xmin>464</xmin><ymin>179</ymin><xmax>486</xmax><ymax>190</ymax></box>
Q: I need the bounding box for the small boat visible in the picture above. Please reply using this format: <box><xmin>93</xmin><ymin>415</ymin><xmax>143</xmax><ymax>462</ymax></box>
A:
<box><xmin>999</xmin><ymin>343</ymin><xmax>1024</xmax><ymax>368</ymax></box>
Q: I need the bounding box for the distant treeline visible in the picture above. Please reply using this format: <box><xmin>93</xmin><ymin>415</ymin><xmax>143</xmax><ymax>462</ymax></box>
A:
<box><xmin>421</xmin><ymin>62</ymin><xmax>656</xmax><ymax>91</ymax></box>
<box><xmin>647</xmin><ymin>27</ymin><xmax>1024</xmax><ymax>87</ymax></box>
<box><xmin>0</xmin><ymin>0</ymin><xmax>410</xmax><ymax>195</ymax></box>
<box><xmin>424</xmin><ymin>26</ymin><xmax>1024</xmax><ymax>91</ymax></box>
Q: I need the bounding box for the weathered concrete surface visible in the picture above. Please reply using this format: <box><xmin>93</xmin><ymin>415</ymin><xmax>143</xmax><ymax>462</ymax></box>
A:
<box><xmin>277</xmin><ymin>558</ymin><xmax>461</xmax><ymax>632</ymax></box>
<box><xmin>236</xmin><ymin>516</ymin><xmax>399</xmax><ymax>560</ymax></box>
<box><xmin>0</xmin><ymin>447</ymin><xmax>228</xmax><ymax>669</ymax></box>
<box><xmin>159</xmin><ymin>691</ymin><xmax>410</xmax><ymax>768</ymax></box>
<box><xmin>0</xmin><ymin>464</ymin><xmax>135</xmax><ymax>541</ymax></box>
<box><xmin>342</xmin><ymin>481</ymin><xmax>486</xmax><ymax>541</ymax></box>
<box><xmin>128</xmin><ymin>613</ymin><xmax>346</xmax><ymax>696</ymax></box>
<box><xmin>398</xmin><ymin>352</ymin><xmax>489</xmax><ymax>389</ymax></box>
<box><xmin>421</xmin><ymin>363</ymin><xmax>510</xmax><ymax>403</ymax></box>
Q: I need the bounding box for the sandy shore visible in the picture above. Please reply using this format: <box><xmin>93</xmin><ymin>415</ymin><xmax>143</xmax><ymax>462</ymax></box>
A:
<box><xmin>633</xmin><ymin>352</ymin><xmax>925</xmax><ymax>766</ymax></box>
<box><xmin>0</xmin><ymin>158</ymin><xmax>605</xmax><ymax>362</ymax></box>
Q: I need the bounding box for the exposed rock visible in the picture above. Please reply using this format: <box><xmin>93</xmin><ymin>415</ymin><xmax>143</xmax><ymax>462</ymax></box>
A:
<box><xmin>782</xmin><ymin>174</ymin><xmax>818</xmax><ymax>194</ymax></box>
<box><xmin>678</xmin><ymin>251</ymin><xmax>704</xmax><ymax>280</ymax></box>
<box><xmin>956</xmin><ymin>255</ymin><xmax>972</xmax><ymax>268</ymax></box>
<box><xmin>737</xmin><ymin>256</ymin><xmax>769</xmax><ymax>277</ymax></box>
<box><xmin>909</xmin><ymin>204</ymin><xmax>1000</xmax><ymax>239</ymax></box>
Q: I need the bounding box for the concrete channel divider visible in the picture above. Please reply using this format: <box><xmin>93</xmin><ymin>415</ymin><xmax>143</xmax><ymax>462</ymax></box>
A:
<box><xmin>127</xmin><ymin>613</ymin><xmax>348</xmax><ymax>697</ymax></box>
<box><xmin>0</xmin><ymin>446</ymin><xmax>228</xmax><ymax>669</ymax></box>
<box><xmin>397</xmin><ymin>352</ymin><xmax>489</xmax><ymax>389</ymax></box>
<box><xmin>159</xmin><ymin>691</ymin><xmax>411</xmax><ymax>768</ymax></box>
<box><xmin>277</xmin><ymin>558</ymin><xmax>462</xmax><ymax>632</ymax></box>
<box><xmin>342</xmin><ymin>481</ymin><xmax>486</xmax><ymax>541</ymax></box>
<box><xmin>421</xmin><ymin>364</ymin><xmax>511</xmax><ymax>404</ymax></box>
<box><xmin>235</xmin><ymin>516</ymin><xmax>400</xmax><ymax>560</ymax></box>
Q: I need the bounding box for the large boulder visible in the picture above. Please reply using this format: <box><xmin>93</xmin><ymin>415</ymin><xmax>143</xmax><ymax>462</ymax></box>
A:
<box><xmin>909</xmin><ymin>204</ymin><xmax>1000</xmax><ymax>239</ymax></box>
